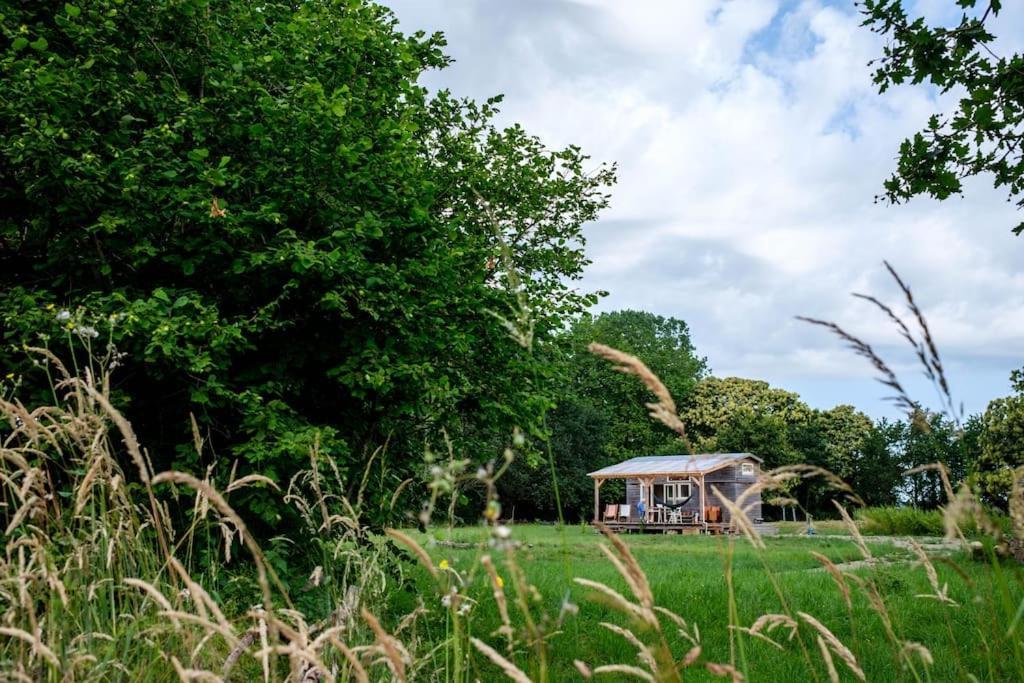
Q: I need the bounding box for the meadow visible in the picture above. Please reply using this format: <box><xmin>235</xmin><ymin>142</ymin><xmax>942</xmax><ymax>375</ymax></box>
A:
<box><xmin>395</xmin><ymin>523</ymin><xmax>1021</xmax><ymax>681</ymax></box>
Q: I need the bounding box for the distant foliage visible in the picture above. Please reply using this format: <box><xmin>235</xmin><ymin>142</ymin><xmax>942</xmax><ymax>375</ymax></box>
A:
<box><xmin>861</xmin><ymin>0</ymin><xmax>1024</xmax><ymax>233</ymax></box>
<box><xmin>857</xmin><ymin>506</ymin><xmax>947</xmax><ymax>536</ymax></box>
<box><xmin>975</xmin><ymin>369</ymin><xmax>1024</xmax><ymax>509</ymax></box>
<box><xmin>0</xmin><ymin>0</ymin><xmax>613</xmax><ymax>526</ymax></box>
<box><xmin>498</xmin><ymin>310</ymin><xmax>706</xmax><ymax>520</ymax></box>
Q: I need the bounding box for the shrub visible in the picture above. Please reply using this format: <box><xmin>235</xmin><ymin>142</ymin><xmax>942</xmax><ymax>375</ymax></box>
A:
<box><xmin>0</xmin><ymin>0</ymin><xmax>614</xmax><ymax>528</ymax></box>
<box><xmin>856</xmin><ymin>506</ymin><xmax>947</xmax><ymax>536</ymax></box>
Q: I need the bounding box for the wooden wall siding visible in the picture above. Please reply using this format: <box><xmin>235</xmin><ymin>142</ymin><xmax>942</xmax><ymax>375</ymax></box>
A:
<box><xmin>624</xmin><ymin>480</ymin><xmax>640</xmax><ymax>521</ymax></box>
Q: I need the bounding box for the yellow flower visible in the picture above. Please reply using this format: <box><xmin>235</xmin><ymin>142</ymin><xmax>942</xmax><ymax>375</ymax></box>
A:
<box><xmin>439</xmin><ymin>559</ymin><xmax>449</xmax><ymax>571</ymax></box>
<box><xmin>496</xmin><ymin>575</ymin><xmax>504</xmax><ymax>589</ymax></box>
<box><xmin>45</xmin><ymin>303</ymin><xmax>55</xmax><ymax>311</ymax></box>
<box><xmin>5</xmin><ymin>373</ymin><xmax>14</xmax><ymax>380</ymax></box>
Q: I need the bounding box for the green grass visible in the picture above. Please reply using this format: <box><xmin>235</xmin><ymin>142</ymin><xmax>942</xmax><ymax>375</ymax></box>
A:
<box><xmin>392</xmin><ymin>523</ymin><xmax>1024</xmax><ymax>682</ymax></box>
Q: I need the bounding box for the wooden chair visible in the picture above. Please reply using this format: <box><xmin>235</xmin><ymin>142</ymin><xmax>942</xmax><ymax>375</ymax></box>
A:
<box><xmin>618</xmin><ymin>505</ymin><xmax>630</xmax><ymax>522</ymax></box>
<box><xmin>603</xmin><ymin>504</ymin><xmax>618</xmax><ymax>522</ymax></box>
<box><xmin>679</xmin><ymin>510</ymin><xmax>695</xmax><ymax>525</ymax></box>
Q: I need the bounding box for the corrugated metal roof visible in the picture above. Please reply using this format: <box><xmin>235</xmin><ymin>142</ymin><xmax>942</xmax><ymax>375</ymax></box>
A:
<box><xmin>587</xmin><ymin>453</ymin><xmax>761</xmax><ymax>478</ymax></box>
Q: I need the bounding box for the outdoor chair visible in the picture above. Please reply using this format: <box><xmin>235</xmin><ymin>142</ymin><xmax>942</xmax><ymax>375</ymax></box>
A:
<box><xmin>679</xmin><ymin>510</ymin><xmax>695</xmax><ymax>525</ymax></box>
<box><xmin>618</xmin><ymin>505</ymin><xmax>630</xmax><ymax>522</ymax></box>
<box><xmin>603</xmin><ymin>504</ymin><xmax>618</xmax><ymax>522</ymax></box>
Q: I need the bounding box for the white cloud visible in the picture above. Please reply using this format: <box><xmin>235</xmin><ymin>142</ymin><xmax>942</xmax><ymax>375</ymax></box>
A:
<box><xmin>387</xmin><ymin>0</ymin><xmax>1024</xmax><ymax>417</ymax></box>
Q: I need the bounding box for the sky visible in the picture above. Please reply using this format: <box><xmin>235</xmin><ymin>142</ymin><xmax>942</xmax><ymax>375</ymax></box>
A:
<box><xmin>386</xmin><ymin>0</ymin><xmax>1024</xmax><ymax>420</ymax></box>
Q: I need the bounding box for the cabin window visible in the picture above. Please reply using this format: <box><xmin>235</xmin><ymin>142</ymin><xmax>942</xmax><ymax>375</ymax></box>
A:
<box><xmin>664</xmin><ymin>481</ymin><xmax>691</xmax><ymax>503</ymax></box>
<box><xmin>741</xmin><ymin>462</ymin><xmax>755</xmax><ymax>476</ymax></box>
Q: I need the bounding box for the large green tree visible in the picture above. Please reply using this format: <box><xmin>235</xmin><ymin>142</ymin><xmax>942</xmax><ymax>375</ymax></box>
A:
<box><xmin>849</xmin><ymin>418</ymin><xmax>905</xmax><ymax>507</ymax></box>
<box><xmin>560</xmin><ymin>311</ymin><xmax>707</xmax><ymax>459</ymax></box>
<box><xmin>975</xmin><ymin>370</ymin><xmax>1024</xmax><ymax>509</ymax></box>
<box><xmin>0</xmin><ymin>0</ymin><xmax>613</xmax><ymax>525</ymax></box>
<box><xmin>682</xmin><ymin>376</ymin><xmax>814</xmax><ymax>460</ymax></box>
<box><xmin>497</xmin><ymin>310</ymin><xmax>707</xmax><ymax>521</ymax></box>
<box><xmin>862</xmin><ymin>0</ymin><xmax>1024</xmax><ymax>233</ymax></box>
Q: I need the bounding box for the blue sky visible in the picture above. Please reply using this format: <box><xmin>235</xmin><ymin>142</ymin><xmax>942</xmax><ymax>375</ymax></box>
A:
<box><xmin>386</xmin><ymin>0</ymin><xmax>1024</xmax><ymax>420</ymax></box>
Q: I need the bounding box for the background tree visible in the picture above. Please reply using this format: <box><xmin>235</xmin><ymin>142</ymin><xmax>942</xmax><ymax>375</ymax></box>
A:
<box><xmin>861</xmin><ymin>0</ymin><xmax>1024</xmax><ymax>233</ymax></box>
<box><xmin>497</xmin><ymin>310</ymin><xmax>707</xmax><ymax>521</ymax></box>
<box><xmin>0</xmin><ymin>0</ymin><xmax>614</xmax><ymax>528</ymax></box>
<box><xmin>682</xmin><ymin>377</ymin><xmax>813</xmax><ymax>457</ymax></box>
<box><xmin>975</xmin><ymin>370</ymin><xmax>1024</xmax><ymax>509</ymax></box>
<box><xmin>559</xmin><ymin>310</ymin><xmax>707</xmax><ymax>460</ymax></box>
<box><xmin>850</xmin><ymin>419</ymin><xmax>904</xmax><ymax>507</ymax></box>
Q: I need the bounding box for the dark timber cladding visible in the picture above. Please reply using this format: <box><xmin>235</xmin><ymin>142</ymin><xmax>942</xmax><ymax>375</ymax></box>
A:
<box><xmin>587</xmin><ymin>453</ymin><xmax>763</xmax><ymax>532</ymax></box>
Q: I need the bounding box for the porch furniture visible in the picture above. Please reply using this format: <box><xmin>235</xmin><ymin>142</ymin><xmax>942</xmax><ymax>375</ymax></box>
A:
<box><xmin>603</xmin><ymin>504</ymin><xmax>618</xmax><ymax>522</ymax></box>
<box><xmin>667</xmin><ymin>508</ymin><xmax>681</xmax><ymax>524</ymax></box>
<box><xmin>617</xmin><ymin>505</ymin><xmax>630</xmax><ymax>522</ymax></box>
<box><xmin>646</xmin><ymin>506</ymin><xmax>665</xmax><ymax>524</ymax></box>
<box><xmin>678</xmin><ymin>510</ymin><xmax>695</xmax><ymax>525</ymax></box>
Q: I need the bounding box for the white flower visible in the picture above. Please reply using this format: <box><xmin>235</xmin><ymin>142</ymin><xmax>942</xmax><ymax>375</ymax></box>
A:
<box><xmin>56</xmin><ymin>310</ymin><xmax>70</xmax><ymax>321</ymax></box>
<box><xmin>74</xmin><ymin>325</ymin><xmax>99</xmax><ymax>339</ymax></box>
<box><xmin>495</xmin><ymin>525</ymin><xmax>511</xmax><ymax>540</ymax></box>
<box><xmin>476</xmin><ymin>467</ymin><xmax>488</xmax><ymax>480</ymax></box>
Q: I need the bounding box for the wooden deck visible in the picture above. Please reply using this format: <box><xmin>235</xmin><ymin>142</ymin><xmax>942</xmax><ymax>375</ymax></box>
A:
<box><xmin>600</xmin><ymin>521</ymin><xmax>717</xmax><ymax>535</ymax></box>
<box><xmin>597</xmin><ymin>521</ymin><xmax>778</xmax><ymax>536</ymax></box>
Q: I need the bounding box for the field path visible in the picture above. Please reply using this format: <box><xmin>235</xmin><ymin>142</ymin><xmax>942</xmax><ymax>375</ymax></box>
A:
<box><xmin>794</xmin><ymin>534</ymin><xmax>965</xmax><ymax>573</ymax></box>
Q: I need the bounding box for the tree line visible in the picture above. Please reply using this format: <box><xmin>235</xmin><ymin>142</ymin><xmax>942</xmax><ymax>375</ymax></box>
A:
<box><xmin>498</xmin><ymin>310</ymin><xmax>1024</xmax><ymax>522</ymax></box>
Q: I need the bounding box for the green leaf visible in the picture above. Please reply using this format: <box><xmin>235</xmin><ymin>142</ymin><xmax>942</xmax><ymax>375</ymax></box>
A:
<box><xmin>65</xmin><ymin>3</ymin><xmax>81</xmax><ymax>17</ymax></box>
<box><xmin>11</xmin><ymin>37</ymin><xmax>28</xmax><ymax>51</ymax></box>
<box><xmin>29</xmin><ymin>37</ymin><xmax>48</xmax><ymax>52</ymax></box>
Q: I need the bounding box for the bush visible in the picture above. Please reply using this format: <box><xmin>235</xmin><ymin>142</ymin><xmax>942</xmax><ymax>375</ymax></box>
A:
<box><xmin>0</xmin><ymin>0</ymin><xmax>614</xmax><ymax>528</ymax></box>
<box><xmin>857</xmin><ymin>506</ymin><xmax>947</xmax><ymax>536</ymax></box>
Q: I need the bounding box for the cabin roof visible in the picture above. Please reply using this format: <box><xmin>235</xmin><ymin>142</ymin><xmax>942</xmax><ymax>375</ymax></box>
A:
<box><xmin>587</xmin><ymin>453</ymin><xmax>761</xmax><ymax>479</ymax></box>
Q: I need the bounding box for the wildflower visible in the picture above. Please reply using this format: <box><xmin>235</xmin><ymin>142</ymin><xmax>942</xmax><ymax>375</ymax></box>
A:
<box><xmin>496</xmin><ymin>575</ymin><xmax>504</xmax><ymax>588</ymax></box>
<box><xmin>439</xmin><ymin>559</ymin><xmax>449</xmax><ymax>571</ymax></box>
<box><xmin>74</xmin><ymin>325</ymin><xmax>99</xmax><ymax>339</ymax></box>
<box><xmin>4</xmin><ymin>373</ymin><xmax>13</xmax><ymax>380</ymax></box>
<box><xmin>45</xmin><ymin>303</ymin><xmax>55</xmax><ymax>311</ymax></box>
<box><xmin>56</xmin><ymin>310</ymin><xmax>70</xmax><ymax>322</ymax></box>
<box><xmin>457</xmin><ymin>602</ymin><xmax>472</xmax><ymax>616</ymax></box>
<box><xmin>441</xmin><ymin>589</ymin><xmax>456</xmax><ymax>608</ymax></box>
<box><xmin>494</xmin><ymin>525</ymin><xmax>511</xmax><ymax>540</ymax></box>
<box><xmin>476</xmin><ymin>466</ymin><xmax>488</xmax><ymax>480</ymax></box>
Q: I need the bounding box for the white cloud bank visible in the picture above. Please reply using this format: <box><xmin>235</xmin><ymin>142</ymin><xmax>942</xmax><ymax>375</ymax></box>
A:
<box><xmin>388</xmin><ymin>0</ymin><xmax>1024</xmax><ymax>418</ymax></box>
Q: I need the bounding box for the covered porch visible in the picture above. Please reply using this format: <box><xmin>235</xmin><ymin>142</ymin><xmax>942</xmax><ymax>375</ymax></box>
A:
<box><xmin>588</xmin><ymin>454</ymin><xmax>756</xmax><ymax>534</ymax></box>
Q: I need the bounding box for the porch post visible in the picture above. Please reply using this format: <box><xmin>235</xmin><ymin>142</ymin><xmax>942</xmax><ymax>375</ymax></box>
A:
<box><xmin>593</xmin><ymin>478</ymin><xmax>604</xmax><ymax>523</ymax></box>
<box><xmin>699</xmin><ymin>474</ymin><xmax>706</xmax><ymax>531</ymax></box>
<box><xmin>638</xmin><ymin>480</ymin><xmax>644</xmax><ymax>520</ymax></box>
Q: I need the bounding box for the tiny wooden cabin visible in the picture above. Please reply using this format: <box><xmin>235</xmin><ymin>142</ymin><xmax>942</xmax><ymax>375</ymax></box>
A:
<box><xmin>588</xmin><ymin>453</ymin><xmax>763</xmax><ymax>533</ymax></box>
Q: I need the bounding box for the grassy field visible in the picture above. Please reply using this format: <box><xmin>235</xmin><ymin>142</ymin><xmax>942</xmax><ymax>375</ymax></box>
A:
<box><xmin>392</xmin><ymin>523</ymin><xmax>1023</xmax><ymax>682</ymax></box>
